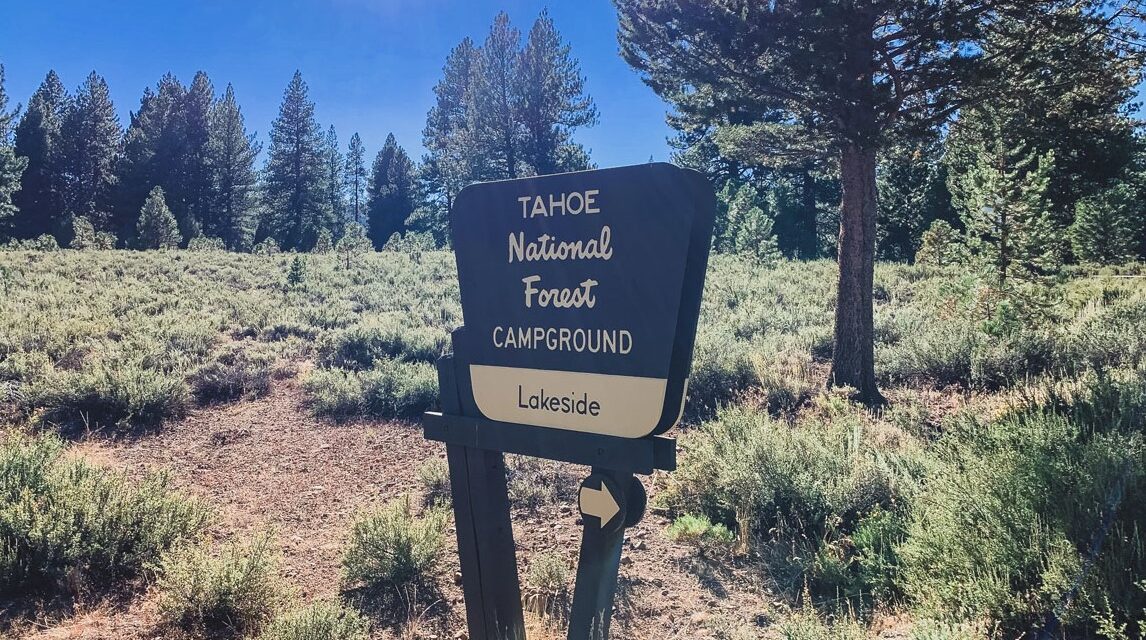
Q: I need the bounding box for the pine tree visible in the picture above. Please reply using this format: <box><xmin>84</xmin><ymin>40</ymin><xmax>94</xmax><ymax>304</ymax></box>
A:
<box><xmin>115</xmin><ymin>74</ymin><xmax>186</xmax><ymax>238</ymax></box>
<box><xmin>181</xmin><ymin>71</ymin><xmax>215</xmax><ymax>239</ymax></box>
<box><xmin>915</xmin><ymin>220</ymin><xmax>967</xmax><ymax>267</ymax></box>
<box><xmin>946</xmin><ymin>8</ymin><xmax>1142</xmax><ymax>230</ymax></box>
<box><xmin>60</xmin><ymin>71</ymin><xmax>121</xmax><ymax>235</ymax></box>
<box><xmin>951</xmin><ymin>114</ymin><xmax>1061</xmax><ymax>285</ymax></box>
<box><xmin>0</xmin><ymin>64</ymin><xmax>27</xmax><ymax>226</ymax></box>
<box><xmin>336</xmin><ymin>221</ymin><xmax>372</xmax><ymax>269</ymax></box>
<box><xmin>322</xmin><ymin>125</ymin><xmax>344</xmax><ymax>234</ymax></box>
<box><xmin>70</xmin><ymin>215</ymin><xmax>98</xmax><ymax>249</ymax></box>
<box><xmin>402</xmin><ymin>205</ymin><xmax>451</xmax><ymax>248</ymax></box>
<box><xmin>614</xmin><ymin>0</ymin><xmax>1136</xmax><ymax>403</ymax></box>
<box><xmin>136</xmin><ymin>186</ymin><xmax>181</xmax><ymax>249</ymax></box>
<box><xmin>314</xmin><ymin>227</ymin><xmax>334</xmax><ymax>253</ymax></box>
<box><xmin>515</xmin><ymin>10</ymin><xmax>598</xmax><ymax>175</ymax></box>
<box><xmin>670</xmin><ymin>121</ymin><xmax>828</xmax><ymax>260</ymax></box>
<box><xmin>0</xmin><ymin>146</ymin><xmax>25</xmax><ymax>225</ymax></box>
<box><xmin>344</xmin><ymin>132</ymin><xmax>367</xmax><ymax>225</ymax></box>
<box><xmin>0</xmin><ymin>64</ymin><xmax>15</xmax><ymax>140</ymax></box>
<box><xmin>877</xmin><ymin>137</ymin><xmax>954</xmax><ymax>261</ymax></box>
<box><xmin>471</xmin><ymin>12</ymin><xmax>523</xmax><ymax>180</ymax></box>
<box><xmin>262</xmin><ymin>71</ymin><xmax>332</xmax><ymax>250</ymax></box>
<box><xmin>286</xmin><ymin>255</ymin><xmax>306</xmax><ymax>289</ymax></box>
<box><xmin>1070</xmin><ymin>182</ymin><xmax>1142</xmax><ymax>265</ymax></box>
<box><xmin>207</xmin><ymin>84</ymin><xmax>260</xmax><ymax>250</ymax></box>
<box><xmin>13</xmin><ymin>71</ymin><xmax>69</xmax><ymax>239</ymax></box>
<box><xmin>421</xmin><ymin>37</ymin><xmax>482</xmax><ymax>234</ymax></box>
<box><xmin>366</xmin><ymin>134</ymin><xmax>415</xmax><ymax>248</ymax></box>
<box><xmin>716</xmin><ymin>182</ymin><xmax>780</xmax><ymax>264</ymax></box>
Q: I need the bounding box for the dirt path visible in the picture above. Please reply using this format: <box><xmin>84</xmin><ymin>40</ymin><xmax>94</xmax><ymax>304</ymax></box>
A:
<box><xmin>22</xmin><ymin>376</ymin><xmax>772</xmax><ymax>640</ymax></box>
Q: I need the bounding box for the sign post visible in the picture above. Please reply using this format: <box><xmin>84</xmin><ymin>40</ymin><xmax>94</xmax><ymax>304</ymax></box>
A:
<box><xmin>423</xmin><ymin>163</ymin><xmax>715</xmax><ymax>640</ymax></box>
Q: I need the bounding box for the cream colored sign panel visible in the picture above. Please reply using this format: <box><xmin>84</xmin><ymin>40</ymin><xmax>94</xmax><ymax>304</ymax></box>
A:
<box><xmin>470</xmin><ymin>364</ymin><xmax>669</xmax><ymax>438</ymax></box>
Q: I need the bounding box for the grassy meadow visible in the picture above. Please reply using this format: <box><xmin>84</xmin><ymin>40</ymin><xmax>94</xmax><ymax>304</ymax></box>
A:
<box><xmin>2</xmin><ymin>247</ymin><xmax>1146</xmax><ymax>638</ymax></box>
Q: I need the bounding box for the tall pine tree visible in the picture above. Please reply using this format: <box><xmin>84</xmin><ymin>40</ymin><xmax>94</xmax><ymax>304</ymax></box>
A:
<box><xmin>322</xmin><ymin>124</ymin><xmax>344</xmax><ymax>235</ymax></box>
<box><xmin>180</xmin><ymin>71</ymin><xmax>215</xmax><ymax>239</ymax></box>
<box><xmin>13</xmin><ymin>70</ymin><xmax>69</xmax><ymax>239</ymax></box>
<box><xmin>262</xmin><ymin>71</ymin><xmax>332</xmax><ymax>250</ymax></box>
<box><xmin>951</xmin><ymin>111</ymin><xmax>1061</xmax><ymax>286</ymax></box>
<box><xmin>344</xmin><ymin>132</ymin><xmax>367</xmax><ymax>226</ymax></box>
<box><xmin>0</xmin><ymin>64</ymin><xmax>15</xmax><ymax>140</ymax></box>
<box><xmin>60</xmin><ymin>71</ymin><xmax>121</xmax><ymax>235</ymax></box>
<box><xmin>421</xmin><ymin>37</ymin><xmax>481</xmax><ymax>233</ymax></box>
<box><xmin>367</xmin><ymin>133</ymin><xmax>415</xmax><ymax>248</ymax></box>
<box><xmin>115</xmin><ymin>74</ymin><xmax>186</xmax><ymax>239</ymax></box>
<box><xmin>0</xmin><ymin>63</ymin><xmax>28</xmax><ymax>228</ymax></box>
<box><xmin>471</xmin><ymin>12</ymin><xmax>523</xmax><ymax>180</ymax></box>
<box><xmin>207</xmin><ymin>84</ymin><xmax>260</xmax><ymax>250</ymax></box>
<box><xmin>515</xmin><ymin>10</ymin><xmax>597</xmax><ymax>175</ymax></box>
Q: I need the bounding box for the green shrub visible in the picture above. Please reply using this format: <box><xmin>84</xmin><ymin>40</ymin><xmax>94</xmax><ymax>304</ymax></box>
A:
<box><xmin>304</xmin><ymin>359</ymin><xmax>438</xmax><ymax>420</ymax></box>
<box><xmin>342</xmin><ymin>495</ymin><xmax>448</xmax><ymax>590</ymax></box>
<box><xmin>0</xmin><ymin>433</ymin><xmax>208</xmax><ymax>596</ymax></box>
<box><xmin>256</xmin><ymin>601</ymin><xmax>370</xmax><ymax>640</ymax></box>
<box><xmin>878</xmin><ymin>317</ymin><xmax>976</xmax><ymax>387</ymax></box>
<box><xmin>190</xmin><ymin>344</ymin><xmax>274</xmax><ymax>404</ymax></box>
<box><xmin>752</xmin><ymin>349</ymin><xmax>819</xmax><ymax>413</ymax></box>
<box><xmin>685</xmin><ymin>335</ymin><xmax>756</xmax><ymax>420</ymax></box>
<box><xmin>660</xmin><ymin>400</ymin><xmax>922</xmax><ymax>598</ymax></box>
<box><xmin>301</xmin><ymin>367</ymin><xmax>362</xmax><ymax>418</ymax></box>
<box><xmin>157</xmin><ymin>534</ymin><xmax>287</xmax><ymax>637</ymax></box>
<box><xmin>777</xmin><ymin>601</ymin><xmax>867</xmax><ymax>640</ymax></box>
<box><xmin>663</xmin><ymin>402</ymin><xmax>912</xmax><ymax>546</ymax></box>
<box><xmin>506</xmin><ymin>454</ymin><xmax>578</xmax><ymax>510</ymax></box>
<box><xmin>27</xmin><ymin>363</ymin><xmax>188</xmax><ymax>432</ymax></box>
<box><xmin>525</xmin><ymin>551</ymin><xmax>570</xmax><ymax>595</ymax></box>
<box><xmin>316</xmin><ymin>318</ymin><xmax>446</xmax><ymax>368</ymax></box>
<box><xmin>898</xmin><ymin>374</ymin><xmax>1146</xmax><ymax>635</ymax></box>
<box><xmin>812</xmin><ymin>507</ymin><xmax>905</xmax><ymax>602</ymax></box>
<box><xmin>417</xmin><ymin>457</ymin><xmax>451</xmax><ymax>506</ymax></box>
<box><xmin>908</xmin><ymin>620</ymin><xmax>986</xmax><ymax>640</ymax></box>
<box><xmin>666</xmin><ymin>514</ymin><xmax>736</xmax><ymax>550</ymax></box>
<box><xmin>260</xmin><ymin>321</ymin><xmax>319</xmax><ymax>342</ymax></box>
<box><xmin>188</xmin><ymin>236</ymin><xmax>227</xmax><ymax>252</ymax></box>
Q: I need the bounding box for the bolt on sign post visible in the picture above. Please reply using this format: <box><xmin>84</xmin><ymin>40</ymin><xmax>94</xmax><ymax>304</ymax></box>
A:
<box><xmin>423</xmin><ymin>163</ymin><xmax>715</xmax><ymax>640</ymax></box>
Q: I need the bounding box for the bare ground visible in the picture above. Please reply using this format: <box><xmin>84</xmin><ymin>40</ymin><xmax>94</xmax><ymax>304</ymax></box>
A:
<box><xmin>10</xmin><ymin>373</ymin><xmax>776</xmax><ymax>640</ymax></box>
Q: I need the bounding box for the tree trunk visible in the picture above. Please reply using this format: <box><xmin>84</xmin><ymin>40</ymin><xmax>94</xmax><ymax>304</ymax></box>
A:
<box><xmin>831</xmin><ymin>143</ymin><xmax>883</xmax><ymax>405</ymax></box>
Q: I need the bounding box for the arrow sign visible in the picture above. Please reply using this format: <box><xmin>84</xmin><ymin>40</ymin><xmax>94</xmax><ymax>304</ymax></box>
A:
<box><xmin>579</xmin><ymin>475</ymin><xmax>622</xmax><ymax>529</ymax></box>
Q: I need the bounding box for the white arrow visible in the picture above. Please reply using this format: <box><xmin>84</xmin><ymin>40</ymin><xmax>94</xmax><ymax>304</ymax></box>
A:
<box><xmin>579</xmin><ymin>481</ymin><xmax>620</xmax><ymax>527</ymax></box>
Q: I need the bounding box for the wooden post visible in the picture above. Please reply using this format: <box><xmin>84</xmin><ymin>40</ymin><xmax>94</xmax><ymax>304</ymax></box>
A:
<box><xmin>567</xmin><ymin>469</ymin><xmax>643</xmax><ymax>640</ymax></box>
<box><xmin>437</xmin><ymin>354</ymin><xmax>525</xmax><ymax>640</ymax></box>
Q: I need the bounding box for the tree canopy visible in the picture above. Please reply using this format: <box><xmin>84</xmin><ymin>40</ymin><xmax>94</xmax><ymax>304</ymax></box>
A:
<box><xmin>615</xmin><ymin>0</ymin><xmax>1145</xmax><ymax>403</ymax></box>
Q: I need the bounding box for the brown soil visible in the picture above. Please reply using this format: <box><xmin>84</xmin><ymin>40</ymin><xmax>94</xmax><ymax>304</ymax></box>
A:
<box><xmin>10</xmin><ymin>373</ymin><xmax>774</xmax><ymax>640</ymax></box>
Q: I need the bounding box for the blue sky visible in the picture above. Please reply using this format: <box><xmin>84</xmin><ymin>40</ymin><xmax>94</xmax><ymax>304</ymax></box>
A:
<box><xmin>0</xmin><ymin>0</ymin><xmax>675</xmax><ymax>168</ymax></box>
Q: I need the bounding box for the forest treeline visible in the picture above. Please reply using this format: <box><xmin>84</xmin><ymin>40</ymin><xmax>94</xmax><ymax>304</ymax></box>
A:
<box><xmin>0</xmin><ymin>5</ymin><xmax>1143</xmax><ymax>274</ymax></box>
<box><xmin>0</xmin><ymin>10</ymin><xmax>596</xmax><ymax>253</ymax></box>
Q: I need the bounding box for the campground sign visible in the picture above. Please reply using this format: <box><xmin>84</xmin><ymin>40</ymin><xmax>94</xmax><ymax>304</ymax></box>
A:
<box><xmin>423</xmin><ymin>162</ymin><xmax>715</xmax><ymax>640</ymax></box>
<box><xmin>451</xmin><ymin>163</ymin><xmax>714</xmax><ymax>438</ymax></box>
